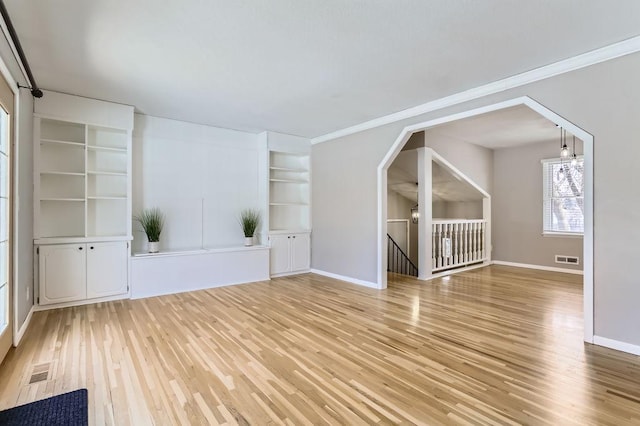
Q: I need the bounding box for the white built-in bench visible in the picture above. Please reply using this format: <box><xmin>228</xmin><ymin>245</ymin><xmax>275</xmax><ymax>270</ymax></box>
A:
<box><xmin>130</xmin><ymin>246</ymin><xmax>270</xmax><ymax>299</ymax></box>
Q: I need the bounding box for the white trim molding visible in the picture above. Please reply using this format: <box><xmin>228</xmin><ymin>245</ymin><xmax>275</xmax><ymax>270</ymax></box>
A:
<box><xmin>313</xmin><ymin>36</ymin><xmax>640</xmax><ymax>144</ymax></box>
<box><xmin>310</xmin><ymin>269</ymin><xmax>381</xmax><ymax>289</ymax></box>
<box><xmin>13</xmin><ymin>305</ymin><xmax>33</xmax><ymax>346</ymax></box>
<box><xmin>492</xmin><ymin>260</ymin><xmax>583</xmax><ymax>275</ymax></box>
<box><xmin>593</xmin><ymin>336</ymin><xmax>640</xmax><ymax>356</ymax></box>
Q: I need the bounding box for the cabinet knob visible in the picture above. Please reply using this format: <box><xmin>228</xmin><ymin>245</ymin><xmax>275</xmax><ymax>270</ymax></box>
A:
<box><xmin>90</xmin><ymin>246</ymin><xmax>94</xmax><ymax>250</ymax></box>
<box><xmin>288</xmin><ymin>236</ymin><xmax>290</xmax><ymax>239</ymax></box>
<box><xmin>79</xmin><ymin>247</ymin><xmax>83</xmax><ymax>250</ymax></box>
<box><xmin>293</xmin><ymin>236</ymin><xmax>296</xmax><ymax>239</ymax></box>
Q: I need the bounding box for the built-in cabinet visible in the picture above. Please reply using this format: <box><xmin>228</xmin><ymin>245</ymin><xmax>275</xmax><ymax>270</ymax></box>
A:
<box><xmin>34</xmin><ymin>91</ymin><xmax>134</xmax><ymax>307</ymax></box>
<box><xmin>38</xmin><ymin>242</ymin><xmax>128</xmax><ymax>305</ymax></box>
<box><xmin>265</xmin><ymin>133</ymin><xmax>312</xmax><ymax>277</ymax></box>
<box><xmin>269</xmin><ymin>232</ymin><xmax>310</xmax><ymax>275</ymax></box>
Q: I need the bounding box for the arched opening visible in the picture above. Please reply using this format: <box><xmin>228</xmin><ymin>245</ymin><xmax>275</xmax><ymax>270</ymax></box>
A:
<box><xmin>377</xmin><ymin>96</ymin><xmax>594</xmax><ymax>343</ymax></box>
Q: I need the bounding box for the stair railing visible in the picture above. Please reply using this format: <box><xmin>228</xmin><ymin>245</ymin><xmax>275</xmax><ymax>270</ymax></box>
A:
<box><xmin>387</xmin><ymin>234</ymin><xmax>418</xmax><ymax>277</ymax></box>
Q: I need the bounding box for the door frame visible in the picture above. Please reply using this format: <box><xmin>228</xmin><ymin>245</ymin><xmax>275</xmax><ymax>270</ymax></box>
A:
<box><xmin>0</xmin><ymin>55</ymin><xmax>17</xmax><ymax>359</ymax></box>
<box><xmin>377</xmin><ymin>96</ymin><xmax>595</xmax><ymax>343</ymax></box>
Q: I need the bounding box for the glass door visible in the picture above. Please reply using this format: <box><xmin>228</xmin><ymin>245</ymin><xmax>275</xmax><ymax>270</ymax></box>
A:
<box><xmin>0</xmin><ymin>74</ymin><xmax>13</xmax><ymax>363</ymax></box>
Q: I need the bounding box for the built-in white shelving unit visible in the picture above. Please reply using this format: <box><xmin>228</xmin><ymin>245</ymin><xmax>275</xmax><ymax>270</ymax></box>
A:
<box><xmin>34</xmin><ymin>91</ymin><xmax>134</xmax><ymax>307</ymax></box>
<box><xmin>269</xmin><ymin>151</ymin><xmax>310</xmax><ymax>232</ymax></box>
<box><xmin>263</xmin><ymin>132</ymin><xmax>312</xmax><ymax>277</ymax></box>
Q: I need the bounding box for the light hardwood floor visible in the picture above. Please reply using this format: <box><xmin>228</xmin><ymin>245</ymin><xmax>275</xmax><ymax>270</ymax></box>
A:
<box><xmin>1</xmin><ymin>266</ymin><xmax>639</xmax><ymax>425</ymax></box>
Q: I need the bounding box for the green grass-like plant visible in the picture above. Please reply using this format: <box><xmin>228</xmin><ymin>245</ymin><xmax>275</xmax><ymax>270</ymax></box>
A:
<box><xmin>135</xmin><ymin>208</ymin><xmax>165</xmax><ymax>242</ymax></box>
<box><xmin>239</xmin><ymin>209</ymin><xmax>261</xmax><ymax>237</ymax></box>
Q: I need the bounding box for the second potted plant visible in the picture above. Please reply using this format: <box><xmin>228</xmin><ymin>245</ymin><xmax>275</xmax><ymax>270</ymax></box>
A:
<box><xmin>239</xmin><ymin>209</ymin><xmax>260</xmax><ymax>246</ymax></box>
<box><xmin>135</xmin><ymin>207</ymin><xmax>165</xmax><ymax>253</ymax></box>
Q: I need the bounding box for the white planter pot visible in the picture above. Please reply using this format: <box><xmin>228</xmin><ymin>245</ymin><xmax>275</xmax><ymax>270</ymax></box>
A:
<box><xmin>244</xmin><ymin>236</ymin><xmax>254</xmax><ymax>247</ymax></box>
<box><xmin>148</xmin><ymin>241</ymin><xmax>159</xmax><ymax>253</ymax></box>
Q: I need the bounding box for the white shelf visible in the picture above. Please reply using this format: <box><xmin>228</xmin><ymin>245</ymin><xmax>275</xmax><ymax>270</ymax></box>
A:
<box><xmin>269</xmin><ymin>166</ymin><xmax>308</xmax><ymax>173</ymax></box>
<box><xmin>35</xmin><ymin>235</ymin><xmax>133</xmax><ymax>245</ymax></box>
<box><xmin>41</xmin><ymin>171</ymin><xmax>85</xmax><ymax>176</ymax></box>
<box><xmin>40</xmin><ymin>138</ymin><xmax>85</xmax><ymax>147</ymax></box>
<box><xmin>87</xmin><ymin>170</ymin><xmax>127</xmax><ymax>176</ymax></box>
<box><xmin>88</xmin><ymin>196</ymin><xmax>127</xmax><ymax>200</ymax></box>
<box><xmin>40</xmin><ymin>198</ymin><xmax>85</xmax><ymax>202</ymax></box>
<box><xmin>270</xmin><ymin>202</ymin><xmax>309</xmax><ymax>206</ymax></box>
<box><xmin>87</xmin><ymin>145</ymin><xmax>127</xmax><ymax>153</ymax></box>
<box><xmin>269</xmin><ymin>178</ymin><xmax>308</xmax><ymax>183</ymax></box>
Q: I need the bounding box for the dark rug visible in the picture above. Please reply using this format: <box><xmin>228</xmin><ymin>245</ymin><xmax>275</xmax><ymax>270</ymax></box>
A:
<box><xmin>0</xmin><ymin>389</ymin><xmax>88</xmax><ymax>426</ymax></box>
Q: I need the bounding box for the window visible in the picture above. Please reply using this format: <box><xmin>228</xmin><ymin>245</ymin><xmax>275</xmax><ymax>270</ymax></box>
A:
<box><xmin>542</xmin><ymin>157</ymin><xmax>584</xmax><ymax>235</ymax></box>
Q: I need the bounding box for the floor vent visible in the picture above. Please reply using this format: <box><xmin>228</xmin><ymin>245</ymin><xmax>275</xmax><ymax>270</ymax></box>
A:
<box><xmin>29</xmin><ymin>363</ymin><xmax>50</xmax><ymax>384</ymax></box>
<box><xmin>555</xmin><ymin>255</ymin><xmax>579</xmax><ymax>265</ymax></box>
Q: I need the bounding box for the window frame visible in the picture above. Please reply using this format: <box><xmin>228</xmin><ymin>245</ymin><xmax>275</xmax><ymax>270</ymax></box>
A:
<box><xmin>541</xmin><ymin>156</ymin><xmax>585</xmax><ymax>237</ymax></box>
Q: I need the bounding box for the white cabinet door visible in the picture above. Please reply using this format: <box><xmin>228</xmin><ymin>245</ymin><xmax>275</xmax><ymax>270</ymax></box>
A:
<box><xmin>290</xmin><ymin>233</ymin><xmax>310</xmax><ymax>272</ymax></box>
<box><xmin>87</xmin><ymin>242</ymin><xmax>128</xmax><ymax>299</ymax></box>
<box><xmin>39</xmin><ymin>244</ymin><xmax>86</xmax><ymax>305</ymax></box>
<box><xmin>270</xmin><ymin>235</ymin><xmax>291</xmax><ymax>275</ymax></box>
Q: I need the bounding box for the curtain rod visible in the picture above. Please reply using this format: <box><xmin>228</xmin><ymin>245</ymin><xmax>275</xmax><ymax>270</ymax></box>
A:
<box><xmin>0</xmin><ymin>0</ymin><xmax>42</xmax><ymax>97</ymax></box>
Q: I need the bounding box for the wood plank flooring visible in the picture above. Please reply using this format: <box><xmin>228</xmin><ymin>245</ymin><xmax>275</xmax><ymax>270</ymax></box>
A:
<box><xmin>1</xmin><ymin>265</ymin><xmax>640</xmax><ymax>425</ymax></box>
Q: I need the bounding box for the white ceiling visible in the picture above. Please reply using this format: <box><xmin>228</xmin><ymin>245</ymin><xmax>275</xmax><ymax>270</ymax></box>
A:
<box><xmin>425</xmin><ymin>104</ymin><xmax>563</xmax><ymax>149</ymax></box>
<box><xmin>6</xmin><ymin>1</ymin><xmax>640</xmax><ymax>137</ymax></box>
<box><xmin>389</xmin><ymin>104</ymin><xmax>565</xmax><ymax>203</ymax></box>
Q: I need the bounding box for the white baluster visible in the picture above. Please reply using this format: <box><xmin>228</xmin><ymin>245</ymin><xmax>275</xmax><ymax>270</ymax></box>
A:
<box><xmin>432</xmin><ymin>223</ymin><xmax>436</xmax><ymax>271</ymax></box>
<box><xmin>453</xmin><ymin>223</ymin><xmax>458</xmax><ymax>266</ymax></box>
<box><xmin>472</xmin><ymin>222</ymin><xmax>477</xmax><ymax>261</ymax></box>
<box><xmin>464</xmin><ymin>222</ymin><xmax>469</xmax><ymax>263</ymax></box>
<box><xmin>481</xmin><ymin>222</ymin><xmax>485</xmax><ymax>259</ymax></box>
<box><xmin>438</xmin><ymin>223</ymin><xmax>443</xmax><ymax>268</ymax></box>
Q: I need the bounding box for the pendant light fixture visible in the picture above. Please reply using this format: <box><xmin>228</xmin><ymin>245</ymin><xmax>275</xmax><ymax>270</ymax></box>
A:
<box><xmin>560</xmin><ymin>128</ymin><xmax>569</xmax><ymax>158</ymax></box>
<box><xmin>570</xmin><ymin>135</ymin><xmax>578</xmax><ymax>166</ymax></box>
<box><xmin>411</xmin><ymin>204</ymin><xmax>419</xmax><ymax>224</ymax></box>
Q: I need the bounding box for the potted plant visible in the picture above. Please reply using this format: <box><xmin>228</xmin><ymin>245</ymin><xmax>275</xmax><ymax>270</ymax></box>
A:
<box><xmin>135</xmin><ymin>208</ymin><xmax>165</xmax><ymax>253</ymax></box>
<box><xmin>239</xmin><ymin>209</ymin><xmax>260</xmax><ymax>246</ymax></box>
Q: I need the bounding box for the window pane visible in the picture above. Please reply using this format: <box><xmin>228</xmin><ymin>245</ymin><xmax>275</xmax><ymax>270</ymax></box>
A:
<box><xmin>543</xmin><ymin>158</ymin><xmax>584</xmax><ymax>233</ymax></box>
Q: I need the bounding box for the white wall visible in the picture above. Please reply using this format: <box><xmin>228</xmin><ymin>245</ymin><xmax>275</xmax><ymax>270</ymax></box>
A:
<box><xmin>312</xmin><ymin>52</ymin><xmax>640</xmax><ymax>346</ymax></box>
<box><xmin>132</xmin><ymin>115</ymin><xmax>264</xmax><ymax>253</ymax></box>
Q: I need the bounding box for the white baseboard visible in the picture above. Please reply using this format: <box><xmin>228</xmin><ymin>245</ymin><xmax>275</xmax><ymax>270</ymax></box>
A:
<box><xmin>492</xmin><ymin>260</ymin><xmax>583</xmax><ymax>275</ymax></box>
<box><xmin>310</xmin><ymin>269</ymin><xmax>381</xmax><ymax>289</ymax></box>
<box><xmin>13</xmin><ymin>305</ymin><xmax>34</xmax><ymax>346</ymax></box>
<box><xmin>593</xmin><ymin>335</ymin><xmax>640</xmax><ymax>356</ymax></box>
<box><xmin>271</xmin><ymin>269</ymin><xmax>310</xmax><ymax>278</ymax></box>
